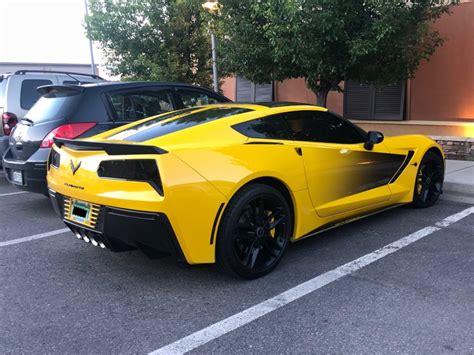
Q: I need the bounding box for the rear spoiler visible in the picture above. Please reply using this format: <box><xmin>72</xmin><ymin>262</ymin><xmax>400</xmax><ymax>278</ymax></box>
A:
<box><xmin>54</xmin><ymin>138</ymin><xmax>167</xmax><ymax>155</ymax></box>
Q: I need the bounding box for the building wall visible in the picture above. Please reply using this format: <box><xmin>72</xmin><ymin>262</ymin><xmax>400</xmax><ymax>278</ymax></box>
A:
<box><xmin>222</xmin><ymin>76</ymin><xmax>345</xmax><ymax>114</ymax></box>
<box><xmin>221</xmin><ymin>76</ymin><xmax>236</xmax><ymax>101</ymax></box>
<box><xmin>274</xmin><ymin>78</ymin><xmax>344</xmax><ymax>115</ymax></box>
<box><xmin>409</xmin><ymin>1</ymin><xmax>474</xmax><ymax>121</ymax></box>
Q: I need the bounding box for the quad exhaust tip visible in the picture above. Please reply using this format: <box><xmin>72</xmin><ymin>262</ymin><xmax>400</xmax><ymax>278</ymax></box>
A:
<box><xmin>71</xmin><ymin>227</ymin><xmax>108</xmax><ymax>250</ymax></box>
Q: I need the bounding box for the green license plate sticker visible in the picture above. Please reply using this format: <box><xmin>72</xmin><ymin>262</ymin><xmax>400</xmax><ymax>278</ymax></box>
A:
<box><xmin>71</xmin><ymin>200</ymin><xmax>91</xmax><ymax>224</ymax></box>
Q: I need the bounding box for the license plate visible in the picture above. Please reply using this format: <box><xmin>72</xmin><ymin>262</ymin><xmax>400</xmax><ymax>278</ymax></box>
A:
<box><xmin>70</xmin><ymin>199</ymin><xmax>92</xmax><ymax>225</ymax></box>
<box><xmin>12</xmin><ymin>170</ymin><xmax>23</xmax><ymax>185</ymax></box>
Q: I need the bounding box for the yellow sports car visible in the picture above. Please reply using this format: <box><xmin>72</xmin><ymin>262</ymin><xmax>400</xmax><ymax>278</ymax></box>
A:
<box><xmin>47</xmin><ymin>103</ymin><xmax>444</xmax><ymax>278</ymax></box>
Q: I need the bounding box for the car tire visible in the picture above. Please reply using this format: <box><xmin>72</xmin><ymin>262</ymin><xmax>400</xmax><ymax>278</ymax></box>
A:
<box><xmin>216</xmin><ymin>183</ymin><xmax>293</xmax><ymax>279</ymax></box>
<box><xmin>412</xmin><ymin>151</ymin><xmax>444</xmax><ymax>208</ymax></box>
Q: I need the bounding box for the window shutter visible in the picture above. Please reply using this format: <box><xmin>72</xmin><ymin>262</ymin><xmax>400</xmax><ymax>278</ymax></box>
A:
<box><xmin>236</xmin><ymin>77</ymin><xmax>253</xmax><ymax>101</ymax></box>
<box><xmin>373</xmin><ymin>84</ymin><xmax>405</xmax><ymax>120</ymax></box>
<box><xmin>344</xmin><ymin>80</ymin><xmax>405</xmax><ymax>121</ymax></box>
<box><xmin>343</xmin><ymin>81</ymin><xmax>372</xmax><ymax>120</ymax></box>
<box><xmin>236</xmin><ymin>77</ymin><xmax>273</xmax><ymax>102</ymax></box>
<box><xmin>255</xmin><ymin>83</ymin><xmax>272</xmax><ymax>102</ymax></box>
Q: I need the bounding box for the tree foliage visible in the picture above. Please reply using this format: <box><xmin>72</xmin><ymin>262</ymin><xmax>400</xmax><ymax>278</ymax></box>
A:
<box><xmin>85</xmin><ymin>0</ymin><xmax>213</xmax><ymax>88</ymax></box>
<box><xmin>217</xmin><ymin>0</ymin><xmax>457</xmax><ymax>106</ymax></box>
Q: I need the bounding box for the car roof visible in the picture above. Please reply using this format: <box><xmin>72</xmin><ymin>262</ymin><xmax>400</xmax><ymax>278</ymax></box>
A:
<box><xmin>80</xmin><ymin>81</ymin><xmax>217</xmax><ymax>91</ymax></box>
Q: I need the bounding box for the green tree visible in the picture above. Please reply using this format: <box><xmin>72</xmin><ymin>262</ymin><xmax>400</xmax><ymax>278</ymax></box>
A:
<box><xmin>217</xmin><ymin>0</ymin><xmax>457</xmax><ymax>106</ymax></box>
<box><xmin>85</xmin><ymin>0</ymin><xmax>213</xmax><ymax>88</ymax></box>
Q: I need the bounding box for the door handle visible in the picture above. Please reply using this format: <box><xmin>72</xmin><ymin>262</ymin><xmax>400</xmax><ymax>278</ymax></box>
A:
<box><xmin>295</xmin><ymin>147</ymin><xmax>302</xmax><ymax>156</ymax></box>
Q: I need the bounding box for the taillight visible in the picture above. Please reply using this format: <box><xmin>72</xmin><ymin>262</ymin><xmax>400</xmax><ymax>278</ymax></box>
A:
<box><xmin>97</xmin><ymin>159</ymin><xmax>163</xmax><ymax>195</ymax></box>
<box><xmin>2</xmin><ymin>112</ymin><xmax>18</xmax><ymax>136</ymax></box>
<box><xmin>40</xmin><ymin>122</ymin><xmax>97</xmax><ymax>148</ymax></box>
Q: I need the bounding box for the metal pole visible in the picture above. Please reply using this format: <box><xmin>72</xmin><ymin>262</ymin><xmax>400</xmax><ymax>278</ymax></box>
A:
<box><xmin>84</xmin><ymin>0</ymin><xmax>96</xmax><ymax>76</ymax></box>
<box><xmin>211</xmin><ymin>32</ymin><xmax>218</xmax><ymax>92</ymax></box>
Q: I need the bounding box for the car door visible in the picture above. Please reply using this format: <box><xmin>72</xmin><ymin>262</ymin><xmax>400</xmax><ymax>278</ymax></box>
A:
<box><xmin>106</xmin><ymin>88</ymin><xmax>176</xmax><ymax>126</ymax></box>
<box><xmin>284</xmin><ymin>110</ymin><xmax>405</xmax><ymax>217</ymax></box>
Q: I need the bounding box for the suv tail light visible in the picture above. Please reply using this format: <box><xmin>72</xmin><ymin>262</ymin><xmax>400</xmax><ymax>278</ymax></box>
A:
<box><xmin>40</xmin><ymin>122</ymin><xmax>97</xmax><ymax>148</ymax></box>
<box><xmin>2</xmin><ymin>112</ymin><xmax>18</xmax><ymax>135</ymax></box>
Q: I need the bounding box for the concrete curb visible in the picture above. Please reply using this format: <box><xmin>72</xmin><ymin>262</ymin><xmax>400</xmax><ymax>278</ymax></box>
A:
<box><xmin>443</xmin><ymin>182</ymin><xmax>474</xmax><ymax>197</ymax></box>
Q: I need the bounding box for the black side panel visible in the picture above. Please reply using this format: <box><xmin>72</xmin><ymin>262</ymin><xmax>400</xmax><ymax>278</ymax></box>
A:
<box><xmin>338</xmin><ymin>151</ymin><xmax>406</xmax><ymax>195</ymax></box>
<box><xmin>389</xmin><ymin>150</ymin><xmax>415</xmax><ymax>183</ymax></box>
<box><xmin>210</xmin><ymin>203</ymin><xmax>225</xmax><ymax>244</ymax></box>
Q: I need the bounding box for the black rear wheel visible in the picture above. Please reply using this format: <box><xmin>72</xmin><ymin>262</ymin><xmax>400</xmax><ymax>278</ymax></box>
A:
<box><xmin>216</xmin><ymin>184</ymin><xmax>293</xmax><ymax>279</ymax></box>
<box><xmin>412</xmin><ymin>151</ymin><xmax>444</xmax><ymax>208</ymax></box>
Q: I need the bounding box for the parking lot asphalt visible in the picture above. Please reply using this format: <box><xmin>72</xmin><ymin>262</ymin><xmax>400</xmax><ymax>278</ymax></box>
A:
<box><xmin>0</xmin><ymin>172</ymin><xmax>473</xmax><ymax>354</ymax></box>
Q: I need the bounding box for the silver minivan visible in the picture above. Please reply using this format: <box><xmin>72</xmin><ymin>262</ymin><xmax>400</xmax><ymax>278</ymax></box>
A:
<box><xmin>0</xmin><ymin>70</ymin><xmax>104</xmax><ymax>166</ymax></box>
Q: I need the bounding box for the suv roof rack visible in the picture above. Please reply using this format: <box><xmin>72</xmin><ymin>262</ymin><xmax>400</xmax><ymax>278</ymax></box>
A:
<box><xmin>13</xmin><ymin>70</ymin><xmax>104</xmax><ymax>80</ymax></box>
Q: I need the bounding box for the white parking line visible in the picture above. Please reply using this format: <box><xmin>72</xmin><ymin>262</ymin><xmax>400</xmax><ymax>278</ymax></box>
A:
<box><xmin>0</xmin><ymin>228</ymin><xmax>70</xmax><ymax>247</ymax></box>
<box><xmin>0</xmin><ymin>191</ymin><xmax>28</xmax><ymax>197</ymax></box>
<box><xmin>150</xmin><ymin>206</ymin><xmax>474</xmax><ymax>355</ymax></box>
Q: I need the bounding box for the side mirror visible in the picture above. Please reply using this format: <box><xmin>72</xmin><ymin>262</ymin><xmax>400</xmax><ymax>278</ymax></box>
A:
<box><xmin>364</xmin><ymin>131</ymin><xmax>384</xmax><ymax>150</ymax></box>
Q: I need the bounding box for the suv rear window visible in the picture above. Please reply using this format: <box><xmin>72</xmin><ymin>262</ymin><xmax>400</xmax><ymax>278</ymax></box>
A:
<box><xmin>20</xmin><ymin>79</ymin><xmax>53</xmax><ymax>110</ymax></box>
<box><xmin>25</xmin><ymin>87</ymin><xmax>82</xmax><ymax>123</ymax></box>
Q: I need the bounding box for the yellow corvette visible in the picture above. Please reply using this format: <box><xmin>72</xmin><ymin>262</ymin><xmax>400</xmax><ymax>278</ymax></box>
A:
<box><xmin>47</xmin><ymin>103</ymin><xmax>444</xmax><ymax>278</ymax></box>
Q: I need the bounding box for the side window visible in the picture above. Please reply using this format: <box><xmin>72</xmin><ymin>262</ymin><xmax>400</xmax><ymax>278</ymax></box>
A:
<box><xmin>232</xmin><ymin>113</ymin><xmax>294</xmax><ymax>140</ymax></box>
<box><xmin>108</xmin><ymin>91</ymin><xmax>174</xmax><ymax>121</ymax></box>
<box><xmin>177</xmin><ymin>89</ymin><xmax>221</xmax><ymax>108</ymax></box>
<box><xmin>20</xmin><ymin>79</ymin><xmax>53</xmax><ymax>110</ymax></box>
<box><xmin>285</xmin><ymin>111</ymin><xmax>366</xmax><ymax>144</ymax></box>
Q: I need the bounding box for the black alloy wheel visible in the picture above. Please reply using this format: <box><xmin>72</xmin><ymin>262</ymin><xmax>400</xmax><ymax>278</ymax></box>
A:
<box><xmin>216</xmin><ymin>184</ymin><xmax>293</xmax><ymax>279</ymax></box>
<box><xmin>413</xmin><ymin>151</ymin><xmax>444</xmax><ymax>208</ymax></box>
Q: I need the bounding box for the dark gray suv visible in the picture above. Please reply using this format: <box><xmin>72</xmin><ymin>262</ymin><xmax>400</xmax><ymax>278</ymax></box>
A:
<box><xmin>2</xmin><ymin>81</ymin><xmax>230</xmax><ymax>195</ymax></box>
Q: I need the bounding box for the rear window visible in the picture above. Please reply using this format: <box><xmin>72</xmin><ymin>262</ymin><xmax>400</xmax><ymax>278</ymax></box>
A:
<box><xmin>20</xmin><ymin>79</ymin><xmax>53</xmax><ymax>110</ymax></box>
<box><xmin>109</xmin><ymin>107</ymin><xmax>252</xmax><ymax>142</ymax></box>
<box><xmin>25</xmin><ymin>88</ymin><xmax>82</xmax><ymax>123</ymax></box>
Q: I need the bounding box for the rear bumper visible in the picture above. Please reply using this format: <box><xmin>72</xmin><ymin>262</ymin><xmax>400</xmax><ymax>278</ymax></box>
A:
<box><xmin>2</xmin><ymin>147</ymin><xmax>49</xmax><ymax>194</ymax></box>
<box><xmin>48</xmin><ymin>190</ymin><xmax>186</xmax><ymax>263</ymax></box>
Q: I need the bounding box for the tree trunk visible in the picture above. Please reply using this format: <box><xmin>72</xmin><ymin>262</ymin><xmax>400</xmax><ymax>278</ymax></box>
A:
<box><xmin>315</xmin><ymin>89</ymin><xmax>329</xmax><ymax>107</ymax></box>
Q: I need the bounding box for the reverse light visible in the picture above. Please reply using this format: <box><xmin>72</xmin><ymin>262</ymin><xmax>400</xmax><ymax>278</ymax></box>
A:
<box><xmin>40</xmin><ymin>122</ymin><xmax>97</xmax><ymax>148</ymax></box>
<box><xmin>2</xmin><ymin>112</ymin><xmax>18</xmax><ymax>135</ymax></box>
